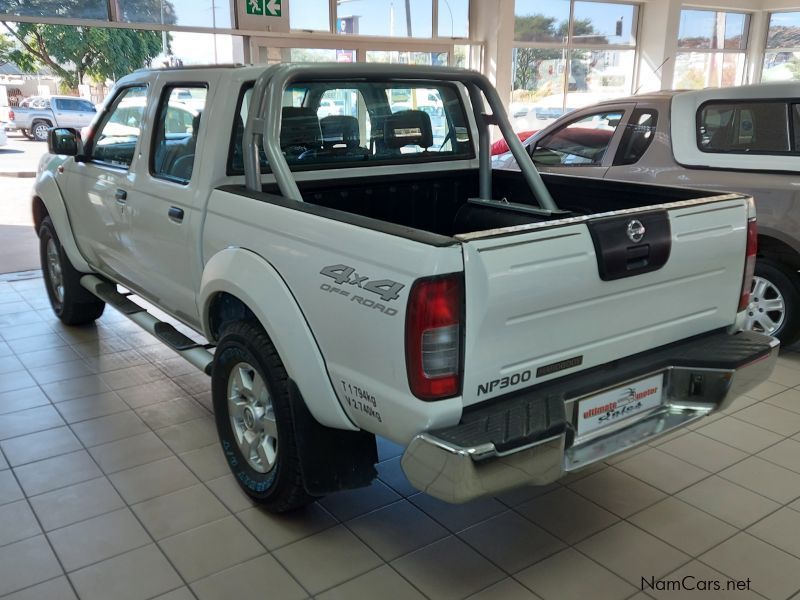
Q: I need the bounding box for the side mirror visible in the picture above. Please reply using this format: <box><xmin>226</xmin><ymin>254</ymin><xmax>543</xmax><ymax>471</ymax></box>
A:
<box><xmin>48</xmin><ymin>127</ymin><xmax>82</xmax><ymax>157</ymax></box>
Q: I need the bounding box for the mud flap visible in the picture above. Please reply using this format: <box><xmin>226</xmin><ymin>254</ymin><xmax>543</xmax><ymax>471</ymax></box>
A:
<box><xmin>288</xmin><ymin>379</ymin><xmax>378</xmax><ymax>495</ymax></box>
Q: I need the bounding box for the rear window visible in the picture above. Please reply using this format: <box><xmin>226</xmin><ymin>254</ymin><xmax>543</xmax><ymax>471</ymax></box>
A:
<box><xmin>228</xmin><ymin>80</ymin><xmax>474</xmax><ymax>175</ymax></box>
<box><xmin>698</xmin><ymin>101</ymin><xmax>792</xmax><ymax>154</ymax></box>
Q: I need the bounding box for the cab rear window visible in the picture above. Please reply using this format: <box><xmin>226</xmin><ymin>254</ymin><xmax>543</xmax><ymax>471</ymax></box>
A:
<box><xmin>228</xmin><ymin>80</ymin><xmax>474</xmax><ymax>175</ymax></box>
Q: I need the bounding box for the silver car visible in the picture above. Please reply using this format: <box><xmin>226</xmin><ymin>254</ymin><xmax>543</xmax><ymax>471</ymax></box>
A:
<box><xmin>494</xmin><ymin>84</ymin><xmax>800</xmax><ymax>345</ymax></box>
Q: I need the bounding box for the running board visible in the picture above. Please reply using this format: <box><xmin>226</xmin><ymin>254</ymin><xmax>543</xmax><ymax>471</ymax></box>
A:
<box><xmin>80</xmin><ymin>275</ymin><xmax>214</xmax><ymax>375</ymax></box>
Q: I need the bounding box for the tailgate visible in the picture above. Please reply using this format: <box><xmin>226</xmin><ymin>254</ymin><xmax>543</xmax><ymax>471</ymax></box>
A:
<box><xmin>460</xmin><ymin>196</ymin><xmax>749</xmax><ymax>406</ymax></box>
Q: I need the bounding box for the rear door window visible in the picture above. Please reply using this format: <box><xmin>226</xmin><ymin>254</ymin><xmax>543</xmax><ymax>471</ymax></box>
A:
<box><xmin>613</xmin><ymin>109</ymin><xmax>658</xmax><ymax>166</ymax></box>
<box><xmin>151</xmin><ymin>85</ymin><xmax>208</xmax><ymax>183</ymax></box>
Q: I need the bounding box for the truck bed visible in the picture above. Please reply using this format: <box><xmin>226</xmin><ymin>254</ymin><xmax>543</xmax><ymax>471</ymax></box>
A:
<box><xmin>244</xmin><ymin>169</ymin><xmax>716</xmax><ymax>239</ymax></box>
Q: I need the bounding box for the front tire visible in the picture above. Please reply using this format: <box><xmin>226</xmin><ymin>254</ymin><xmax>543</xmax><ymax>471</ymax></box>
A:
<box><xmin>212</xmin><ymin>320</ymin><xmax>316</xmax><ymax>513</ymax></box>
<box><xmin>743</xmin><ymin>259</ymin><xmax>800</xmax><ymax>345</ymax></box>
<box><xmin>39</xmin><ymin>217</ymin><xmax>105</xmax><ymax>325</ymax></box>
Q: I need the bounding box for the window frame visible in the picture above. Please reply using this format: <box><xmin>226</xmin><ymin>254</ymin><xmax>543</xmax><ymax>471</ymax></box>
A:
<box><xmin>149</xmin><ymin>82</ymin><xmax>209</xmax><ymax>185</ymax></box>
<box><xmin>85</xmin><ymin>84</ymin><xmax>149</xmax><ymax>171</ymax></box>
<box><xmin>511</xmin><ymin>0</ymin><xmax>640</xmax><ymax>115</ymax></box>
<box><xmin>673</xmin><ymin>8</ymin><xmax>751</xmax><ymax>89</ymax></box>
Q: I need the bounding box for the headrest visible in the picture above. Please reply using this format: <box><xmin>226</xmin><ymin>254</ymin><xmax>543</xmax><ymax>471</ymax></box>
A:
<box><xmin>320</xmin><ymin>115</ymin><xmax>360</xmax><ymax>147</ymax></box>
<box><xmin>280</xmin><ymin>106</ymin><xmax>322</xmax><ymax>148</ymax></box>
<box><xmin>191</xmin><ymin>111</ymin><xmax>202</xmax><ymax>134</ymax></box>
<box><xmin>383</xmin><ymin>110</ymin><xmax>433</xmax><ymax>149</ymax></box>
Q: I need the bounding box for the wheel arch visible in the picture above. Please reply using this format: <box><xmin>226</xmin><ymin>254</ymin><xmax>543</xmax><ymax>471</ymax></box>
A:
<box><xmin>758</xmin><ymin>233</ymin><xmax>800</xmax><ymax>273</ymax></box>
<box><xmin>200</xmin><ymin>247</ymin><xmax>356</xmax><ymax>431</ymax></box>
<box><xmin>32</xmin><ymin>172</ymin><xmax>92</xmax><ymax>272</ymax></box>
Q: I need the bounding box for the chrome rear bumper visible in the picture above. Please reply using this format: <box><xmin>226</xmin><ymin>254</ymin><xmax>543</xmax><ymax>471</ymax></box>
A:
<box><xmin>401</xmin><ymin>332</ymin><xmax>779</xmax><ymax>504</ymax></box>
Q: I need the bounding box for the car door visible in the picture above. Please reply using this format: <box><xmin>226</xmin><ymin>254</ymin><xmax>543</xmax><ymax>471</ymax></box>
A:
<box><xmin>123</xmin><ymin>82</ymin><xmax>209</xmax><ymax>323</ymax></box>
<box><xmin>524</xmin><ymin>104</ymin><xmax>634</xmax><ymax>179</ymax></box>
<box><xmin>59</xmin><ymin>84</ymin><xmax>149</xmax><ymax>282</ymax></box>
<box><xmin>52</xmin><ymin>98</ymin><xmax>85</xmax><ymax>129</ymax></box>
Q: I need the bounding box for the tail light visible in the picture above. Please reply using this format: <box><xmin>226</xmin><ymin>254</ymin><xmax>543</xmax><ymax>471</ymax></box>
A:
<box><xmin>405</xmin><ymin>274</ymin><xmax>463</xmax><ymax>400</ymax></box>
<box><xmin>8</xmin><ymin>110</ymin><xmax>14</xmax><ymax>121</ymax></box>
<box><xmin>738</xmin><ymin>218</ymin><xmax>758</xmax><ymax>312</ymax></box>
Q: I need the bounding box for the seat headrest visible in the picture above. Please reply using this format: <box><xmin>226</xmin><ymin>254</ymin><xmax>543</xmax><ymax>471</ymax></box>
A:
<box><xmin>280</xmin><ymin>106</ymin><xmax>322</xmax><ymax>148</ymax></box>
<box><xmin>191</xmin><ymin>111</ymin><xmax>202</xmax><ymax>134</ymax></box>
<box><xmin>320</xmin><ymin>115</ymin><xmax>360</xmax><ymax>147</ymax></box>
<box><xmin>383</xmin><ymin>110</ymin><xmax>433</xmax><ymax>149</ymax></box>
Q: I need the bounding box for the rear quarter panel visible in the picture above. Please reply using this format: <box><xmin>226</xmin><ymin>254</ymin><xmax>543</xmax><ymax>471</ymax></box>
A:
<box><xmin>201</xmin><ymin>188</ymin><xmax>466</xmax><ymax>443</ymax></box>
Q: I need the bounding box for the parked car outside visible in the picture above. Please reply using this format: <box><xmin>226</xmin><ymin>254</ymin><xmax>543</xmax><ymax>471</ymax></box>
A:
<box><xmin>493</xmin><ymin>84</ymin><xmax>800</xmax><ymax>344</ymax></box>
<box><xmin>7</xmin><ymin>95</ymin><xmax>97</xmax><ymax>141</ymax></box>
<box><xmin>0</xmin><ymin>122</ymin><xmax>7</xmax><ymax>147</ymax></box>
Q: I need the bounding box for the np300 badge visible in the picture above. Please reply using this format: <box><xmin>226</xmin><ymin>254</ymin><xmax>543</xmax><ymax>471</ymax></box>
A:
<box><xmin>627</xmin><ymin>219</ymin><xmax>646</xmax><ymax>243</ymax></box>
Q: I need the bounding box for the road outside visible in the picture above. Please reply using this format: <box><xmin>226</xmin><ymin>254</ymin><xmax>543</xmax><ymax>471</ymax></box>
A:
<box><xmin>0</xmin><ymin>130</ymin><xmax>48</xmax><ymax>274</ymax></box>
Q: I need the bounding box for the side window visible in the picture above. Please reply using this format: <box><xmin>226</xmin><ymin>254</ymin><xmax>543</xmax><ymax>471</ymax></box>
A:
<box><xmin>614</xmin><ymin>109</ymin><xmax>658</xmax><ymax>166</ymax></box>
<box><xmin>698</xmin><ymin>102</ymin><xmax>790</xmax><ymax>153</ymax></box>
<box><xmin>531</xmin><ymin>111</ymin><xmax>624</xmax><ymax>166</ymax></box>
<box><xmin>229</xmin><ymin>85</ymin><xmax>269</xmax><ymax>175</ymax></box>
<box><xmin>89</xmin><ymin>85</ymin><xmax>148</xmax><ymax>169</ymax></box>
<box><xmin>151</xmin><ymin>85</ymin><xmax>208</xmax><ymax>183</ymax></box>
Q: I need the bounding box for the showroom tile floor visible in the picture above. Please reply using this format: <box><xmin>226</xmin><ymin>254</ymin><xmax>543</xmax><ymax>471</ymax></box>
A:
<box><xmin>1</xmin><ymin>274</ymin><xmax>800</xmax><ymax>600</ymax></box>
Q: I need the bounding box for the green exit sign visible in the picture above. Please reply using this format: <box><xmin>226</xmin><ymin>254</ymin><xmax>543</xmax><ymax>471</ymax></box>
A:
<box><xmin>246</xmin><ymin>0</ymin><xmax>281</xmax><ymax>16</ymax></box>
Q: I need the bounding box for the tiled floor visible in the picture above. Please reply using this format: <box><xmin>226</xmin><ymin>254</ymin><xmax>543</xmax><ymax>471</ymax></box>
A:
<box><xmin>1</xmin><ymin>274</ymin><xmax>800</xmax><ymax>600</ymax></box>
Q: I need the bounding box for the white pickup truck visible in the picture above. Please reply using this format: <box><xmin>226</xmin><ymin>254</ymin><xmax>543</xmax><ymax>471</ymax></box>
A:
<box><xmin>33</xmin><ymin>64</ymin><xmax>778</xmax><ymax>512</ymax></box>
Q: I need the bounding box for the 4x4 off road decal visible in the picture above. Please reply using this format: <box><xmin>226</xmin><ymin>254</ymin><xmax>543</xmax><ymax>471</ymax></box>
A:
<box><xmin>319</xmin><ymin>264</ymin><xmax>405</xmax><ymax>316</ymax></box>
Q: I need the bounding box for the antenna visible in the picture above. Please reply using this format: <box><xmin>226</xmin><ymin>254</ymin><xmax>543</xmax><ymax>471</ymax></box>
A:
<box><xmin>634</xmin><ymin>56</ymin><xmax>670</xmax><ymax>95</ymax></box>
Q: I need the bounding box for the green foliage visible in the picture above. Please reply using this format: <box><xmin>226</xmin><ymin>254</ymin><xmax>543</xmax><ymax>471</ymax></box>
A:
<box><xmin>0</xmin><ymin>0</ymin><xmax>176</xmax><ymax>89</ymax></box>
<box><xmin>512</xmin><ymin>14</ymin><xmax>604</xmax><ymax>93</ymax></box>
<box><xmin>2</xmin><ymin>23</ymin><xmax>167</xmax><ymax>89</ymax></box>
<box><xmin>0</xmin><ymin>32</ymin><xmax>13</xmax><ymax>63</ymax></box>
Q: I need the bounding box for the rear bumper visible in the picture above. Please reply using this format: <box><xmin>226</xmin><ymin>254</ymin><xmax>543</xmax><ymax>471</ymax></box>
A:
<box><xmin>401</xmin><ymin>330</ymin><xmax>779</xmax><ymax>504</ymax></box>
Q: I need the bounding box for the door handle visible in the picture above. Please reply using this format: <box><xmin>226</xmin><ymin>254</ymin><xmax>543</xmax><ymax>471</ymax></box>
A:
<box><xmin>168</xmin><ymin>206</ymin><xmax>184</xmax><ymax>223</ymax></box>
<box><xmin>115</xmin><ymin>189</ymin><xmax>127</xmax><ymax>205</ymax></box>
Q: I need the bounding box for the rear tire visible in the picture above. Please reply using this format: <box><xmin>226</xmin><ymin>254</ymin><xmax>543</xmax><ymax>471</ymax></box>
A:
<box><xmin>39</xmin><ymin>217</ymin><xmax>105</xmax><ymax>325</ymax></box>
<box><xmin>744</xmin><ymin>259</ymin><xmax>800</xmax><ymax>345</ymax></box>
<box><xmin>21</xmin><ymin>129</ymin><xmax>33</xmax><ymax>140</ymax></box>
<box><xmin>212</xmin><ymin>320</ymin><xmax>317</xmax><ymax>513</ymax></box>
<box><xmin>31</xmin><ymin>120</ymin><xmax>50</xmax><ymax>142</ymax></box>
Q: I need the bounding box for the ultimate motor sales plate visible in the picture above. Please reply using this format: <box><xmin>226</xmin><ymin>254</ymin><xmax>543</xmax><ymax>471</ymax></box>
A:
<box><xmin>577</xmin><ymin>373</ymin><xmax>665</xmax><ymax>437</ymax></box>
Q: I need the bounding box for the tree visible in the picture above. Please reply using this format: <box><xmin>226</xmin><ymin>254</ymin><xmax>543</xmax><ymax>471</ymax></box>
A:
<box><xmin>0</xmin><ymin>32</ymin><xmax>13</xmax><ymax>63</ymax></box>
<box><xmin>513</xmin><ymin>15</ymin><xmax>603</xmax><ymax>94</ymax></box>
<box><xmin>0</xmin><ymin>0</ymin><xmax>176</xmax><ymax>89</ymax></box>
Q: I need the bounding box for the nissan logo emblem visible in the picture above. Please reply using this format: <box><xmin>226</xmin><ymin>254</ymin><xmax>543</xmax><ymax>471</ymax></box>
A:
<box><xmin>627</xmin><ymin>219</ymin><xmax>646</xmax><ymax>243</ymax></box>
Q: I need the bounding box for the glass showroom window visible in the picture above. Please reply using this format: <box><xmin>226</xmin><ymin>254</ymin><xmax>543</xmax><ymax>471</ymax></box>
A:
<box><xmin>290</xmin><ymin>0</ymin><xmax>468</xmax><ymax>39</ymax></box>
<box><xmin>673</xmin><ymin>9</ymin><xmax>749</xmax><ymax>89</ymax></box>
<box><xmin>0</xmin><ymin>0</ymin><xmax>109</xmax><ymax>19</ymax></box>
<box><xmin>117</xmin><ymin>0</ymin><xmax>232</xmax><ymax>29</ymax></box>
<box><xmin>511</xmin><ymin>0</ymin><xmax>638</xmax><ymax>133</ymax></box>
<box><xmin>762</xmin><ymin>12</ymin><xmax>800</xmax><ymax>82</ymax></box>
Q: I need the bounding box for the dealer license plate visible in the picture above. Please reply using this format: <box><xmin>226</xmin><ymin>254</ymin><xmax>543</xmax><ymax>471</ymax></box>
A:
<box><xmin>576</xmin><ymin>373</ymin><xmax>665</xmax><ymax>437</ymax></box>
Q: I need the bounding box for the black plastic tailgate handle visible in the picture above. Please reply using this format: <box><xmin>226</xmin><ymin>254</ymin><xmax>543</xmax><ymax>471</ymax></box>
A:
<box><xmin>587</xmin><ymin>211</ymin><xmax>671</xmax><ymax>281</ymax></box>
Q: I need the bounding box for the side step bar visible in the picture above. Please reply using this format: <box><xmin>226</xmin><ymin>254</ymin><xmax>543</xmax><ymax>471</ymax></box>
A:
<box><xmin>80</xmin><ymin>275</ymin><xmax>215</xmax><ymax>375</ymax></box>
